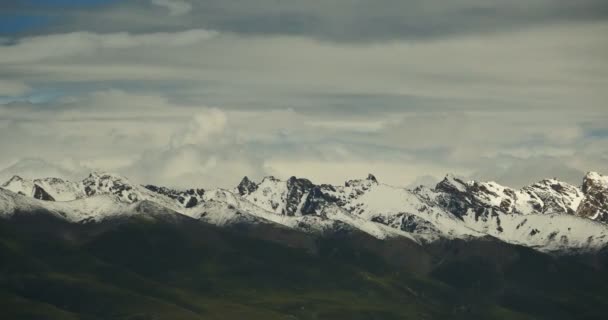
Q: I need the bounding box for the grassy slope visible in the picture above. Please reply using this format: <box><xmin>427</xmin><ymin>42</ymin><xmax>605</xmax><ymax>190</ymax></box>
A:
<box><xmin>1</xmin><ymin>217</ymin><xmax>608</xmax><ymax>320</ymax></box>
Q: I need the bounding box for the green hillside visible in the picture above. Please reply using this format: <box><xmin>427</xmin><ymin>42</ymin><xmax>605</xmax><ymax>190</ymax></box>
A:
<box><xmin>1</xmin><ymin>215</ymin><xmax>608</xmax><ymax>320</ymax></box>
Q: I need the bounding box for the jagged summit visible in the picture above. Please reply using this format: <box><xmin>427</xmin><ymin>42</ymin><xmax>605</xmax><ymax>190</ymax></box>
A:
<box><xmin>261</xmin><ymin>175</ymin><xmax>280</xmax><ymax>182</ymax></box>
<box><xmin>577</xmin><ymin>171</ymin><xmax>608</xmax><ymax>222</ymax></box>
<box><xmin>237</xmin><ymin>176</ymin><xmax>258</xmax><ymax>196</ymax></box>
<box><xmin>345</xmin><ymin>174</ymin><xmax>379</xmax><ymax>188</ymax></box>
<box><xmin>4</xmin><ymin>175</ymin><xmax>24</xmax><ymax>183</ymax></box>
<box><xmin>435</xmin><ymin>174</ymin><xmax>469</xmax><ymax>193</ymax></box>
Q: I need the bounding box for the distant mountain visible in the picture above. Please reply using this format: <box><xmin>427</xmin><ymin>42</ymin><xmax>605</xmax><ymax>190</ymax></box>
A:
<box><xmin>2</xmin><ymin>170</ymin><xmax>608</xmax><ymax>254</ymax></box>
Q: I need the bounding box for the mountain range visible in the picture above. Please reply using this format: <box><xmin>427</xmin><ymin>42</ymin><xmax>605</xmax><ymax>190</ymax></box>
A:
<box><xmin>2</xmin><ymin>170</ymin><xmax>608</xmax><ymax>254</ymax></box>
<box><xmin>3</xmin><ymin>170</ymin><xmax>608</xmax><ymax>319</ymax></box>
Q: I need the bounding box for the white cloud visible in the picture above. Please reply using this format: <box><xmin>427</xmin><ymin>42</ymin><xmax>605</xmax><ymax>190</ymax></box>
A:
<box><xmin>0</xmin><ymin>21</ymin><xmax>607</xmax><ymax>188</ymax></box>
<box><xmin>170</xmin><ymin>109</ymin><xmax>228</xmax><ymax>148</ymax></box>
<box><xmin>0</xmin><ymin>29</ymin><xmax>216</xmax><ymax>64</ymax></box>
<box><xmin>305</xmin><ymin>119</ymin><xmax>389</xmax><ymax>133</ymax></box>
<box><xmin>151</xmin><ymin>0</ymin><xmax>193</xmax><ymax>16</ymax></box>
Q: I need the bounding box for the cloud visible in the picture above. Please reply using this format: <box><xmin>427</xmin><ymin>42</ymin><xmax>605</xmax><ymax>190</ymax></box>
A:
<box><xmin>0</xmin><ymin>157</ymin><xmax>88</xmax><ymax>183</ymax></box>
<box><xmin>0</xmin><ymin>4</ymin><xmax>606</xmax><ymax>189</ymax></box>
<box><xmin>123</xmin><ymin>109</ymin><xmax>267</xmax><ymax>188</ymax></box>
<box><xmin>1</xmin><ymin>88</ymin><xmax>607</xmax><ymax>188</ymax></box>
<box><xmin>1</xmin><ymin>23</ymin><xmax>605</xmax><ymax>113</ymax></box>
<box><xmin>169</xmin><ymin>109</ymin><xmax>228</xmax><ymax>148</ymax></box>
<box><xmin>0</xmin><ymin>80</ymin><xmax>30</xmax><ymax>96</ymax></box>
<box><xmin>6</xmin><ymin>1</ymin><xmax>608</xmax><ymax>42</ymax></box>
<box><xmin>305</xmin><ymin>119</ymin><xmax>392</xmax><ymax>133</ymax></box>
<box><xmin>0</xmin><ymin>29</ymin><xmax>216</xmax><ymax>64</ymax></box>
<box><xmin>151</xmin><ymin>0</ymin><xmax>192</xmax><ymax>16</ymax></box>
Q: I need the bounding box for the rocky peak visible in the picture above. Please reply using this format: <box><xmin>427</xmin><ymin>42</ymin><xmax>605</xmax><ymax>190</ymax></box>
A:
<box><xmin>237</xmin><ymin>176</ymin><xmax>258</xmax><ymax>196</ymax></box>
<box><xmin>435</xmin><ymin>174</ymin><xmax>469</xmax><ymax>194</ymax></box>
<box><xmin>345</xmin><ymin>174</ymin><xmax>379</xmax><ymax>188</ymax></box>
<box><xmin>144</xmin><ymin>185</ymin><xmax>205</xmax><ymax>208</ymax></box>
<box><xmin>367</xmin><ymin>174</ymin><xmax>378</xmax><ymax>183</ymax></box>
<box><xmin>522</xmin><ymin>179</ymin><xmax>582</xmax><ymax>215</ymax></box>
<box><xmin>577</xmin><ymin>172</ymin><xmax>608</xmax><ymax>222</ymax></box>
<box><xmin>582</xmin><ymin>172</ymin><xmax>608</xmax><ymax>193</ymax></box>
<box><xmin>36</xmin><ymin>177</ymin><xmax>68</xmax><ymax>184</ymax></box>
<box><xmin>282</xmin><ymin>176</ymin><xmax>315</xmax><ymax>216</ymax></box>
<box><xmin>0</xmin><ymin>175</ymin><xmax>35</xmax><ymax>197</ymax></box>
<box><xmin>261</xmin><ymin>176</ymin><xmax>280</xmax><ymax>183</ymax></box>
<box><xmin>3</xmin><ymin>175</ymin><xmax>24</xmax><ymax>185</ymax></box>
<box><xmin>82</xmin><ymin>171</ymin><xmax>138</xmax><ymax>202</ymax></box>
<box><xmin>286</xmin><ymin>176</ymin><xmax>314</xmax><ymax>189</ymax></box>
<box><xmin>0</xmin><ymin>175</ymin><xmax>58</xmax><ymax>201</ymax></box>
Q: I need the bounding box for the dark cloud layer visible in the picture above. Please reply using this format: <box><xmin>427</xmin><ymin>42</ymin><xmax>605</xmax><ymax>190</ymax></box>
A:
<box><xmin>2</xmin><ymin>0</ymin><xmax>607</xmax><ymax>41</ymax></box>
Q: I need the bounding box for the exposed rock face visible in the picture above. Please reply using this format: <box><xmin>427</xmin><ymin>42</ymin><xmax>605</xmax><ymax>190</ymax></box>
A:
<box><xmin>301</xmin><ymin>185</ymin><xmax>340</xmax><ymax>215</ymax></box>
<box><xmin>431</xmin><ymin>174</ymin><xmax>585</xmax><ymax>221</ymax></box>
<box><xmin>577</xmin><ymin>172</ymin><xmax>608</xmax><ymax>222</ymax></box>
<box><xmin>236</xmin><ymin>176</ymin><xmax>258</xmax><ymax>196</ymax></box>
<box><xmin>433</xmin><ymin>175</ymin><xmax>477</xmax><ymax>219</ymax></box>
<box><xmin>345</xmin><ymin>173</ymin><xmax>379</xmax><ymax>188</ymax></box>
<box><xmin>144</xmin><ymin>185</ymin><xmax>205</xmax><ymax>208</ymax></box>
<box><xmin>522</xmin><ymin>179</ymin><xmax>583</xmax><ymax>215</ymax></box>
<box><xmin>32</xmin><ymin>184</ymin><xmax>55</xmax><ymax>201</ymax></box>
<box><xmin>82</xmin><ymin>172</ymin><xmax>139</xmax><ymax>202</ymax></box>
<box><xmin>283</xmin><ymin>176</ymin><xmax>314</xmax><ymax>216</ymax></box>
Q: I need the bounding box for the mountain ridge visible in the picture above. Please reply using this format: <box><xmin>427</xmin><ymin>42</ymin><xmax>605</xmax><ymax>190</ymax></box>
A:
<box><xmin>2</xmin><ymin>170</ymin><xmax>608</xmax><ymax>254</ymax></box>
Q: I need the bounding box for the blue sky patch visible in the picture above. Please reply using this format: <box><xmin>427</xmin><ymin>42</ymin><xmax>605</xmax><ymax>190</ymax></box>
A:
<box><xmin>0</xmin><ymin>14</ymin><xmax>50</xmax><ymax>34</ymax></box>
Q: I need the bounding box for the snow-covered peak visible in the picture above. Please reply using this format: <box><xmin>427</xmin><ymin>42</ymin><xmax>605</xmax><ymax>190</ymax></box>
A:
<box><xmin>522</xmin><ymin>179</ymin><xmax>583</xmax><ymax>215</ymax></box>
<box><xmin>85</xmin><ymin>171</ymin><xmax>130</xmax><ymax>183</ymax></box>
<box><xmin>1</xmin><ymin>175</ymin><xmax>35</xmax><ymax>196</ymax></box>
<box><xmin>428</xmin><ymin>174</ymin><xmax>586</xmax><ymax>220</ymax></box>
<box><xmin>0</xmin><ymin>175</ymin><xmax>57</xmax><ymax>201</ymax></box>
<box><xmin>143</xmin><ymin>185</ymin><xmax>205</xmax><ymax>208</ymax></box>
<box><xmin>82</xmin><ymin>171</ymin><xmax>139</xmax><ymax>202</ymax></box>
<box><xmin>33</xmin><ymin>177</ymin><xmax>85</xmax><ymax>201</ymax></box>
<box><xmin>238</xmin><ymin>175</ymin><xmax>310</xmax><ymax>216</ymax></box>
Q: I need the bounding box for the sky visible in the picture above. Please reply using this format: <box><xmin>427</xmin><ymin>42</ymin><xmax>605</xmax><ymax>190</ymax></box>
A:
<box><xmin>0</xmin><ymin>0</ymin><xmax>607</xmax><ymax>189</ymax></box>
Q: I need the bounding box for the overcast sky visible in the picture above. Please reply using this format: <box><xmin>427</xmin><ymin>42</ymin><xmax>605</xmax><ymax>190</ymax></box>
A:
<box><xmin>0</xmin><ymin>0</ymin><xmax>607</xmax><ymax>188</ymax></box>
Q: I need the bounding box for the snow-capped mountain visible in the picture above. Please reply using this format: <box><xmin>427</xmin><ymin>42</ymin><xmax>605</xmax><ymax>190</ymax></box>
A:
<box><xmin>2</xmin><ymin>170</ymin><xmax>608</xmax><ymax>253</ymax></box>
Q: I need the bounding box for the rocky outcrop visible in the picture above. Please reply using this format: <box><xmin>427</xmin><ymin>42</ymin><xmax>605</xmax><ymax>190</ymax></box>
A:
<box><xmin>283</xmin><ymin>176</ymin><xmax>314</xmax><ymax>216</ymax></box>
<box><xmin>144</xmin><ymin>185</ymin><xmax>205</xmax><ymax>208</ymax></box>
<box><xmin>577</xmin><ymin>172</ymin><xmax>608</xmax><ymax>222</ymax></box>
<box><xmin>32</xmin><ymin>184</ymin><xmax>55</xmax><ymax>201</ymax></box>
<box><xmin>236</xmin><ymin>176</ymin><xmax>258</xmax><ymax>196</ymax></box>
